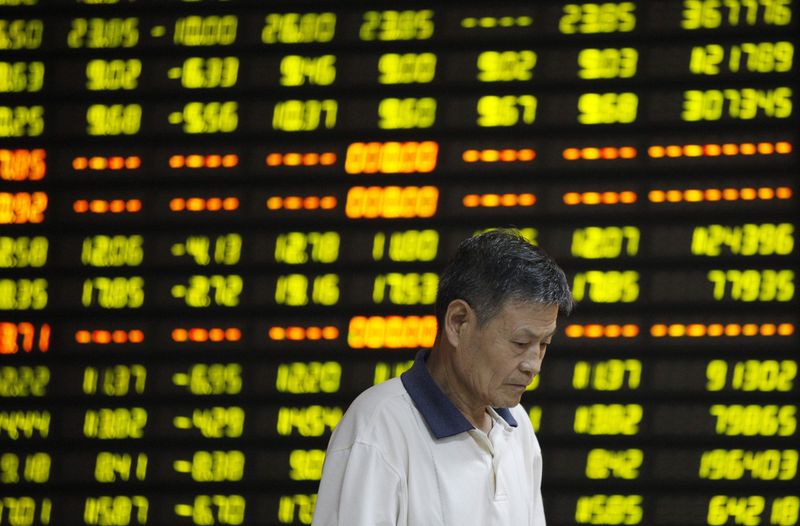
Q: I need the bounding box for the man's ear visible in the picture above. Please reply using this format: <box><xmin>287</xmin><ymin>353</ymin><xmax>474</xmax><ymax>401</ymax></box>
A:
<box><xmin>444</xmin><ymin>299</ymin><xmax>471</xmax><ymax>349</ymax></box>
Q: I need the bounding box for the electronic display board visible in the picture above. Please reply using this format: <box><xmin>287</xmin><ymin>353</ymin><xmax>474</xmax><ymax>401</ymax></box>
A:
<box><xmin>0</xmin><ymin>1</ymin><xmax>797</xmax><ymax>525</ymax></box>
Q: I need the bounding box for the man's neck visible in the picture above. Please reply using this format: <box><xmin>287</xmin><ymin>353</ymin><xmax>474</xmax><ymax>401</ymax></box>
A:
<box><xmin>426</xmin><ymin>348</ymin><xmax>492</xmax><ymax>433</ymax></box>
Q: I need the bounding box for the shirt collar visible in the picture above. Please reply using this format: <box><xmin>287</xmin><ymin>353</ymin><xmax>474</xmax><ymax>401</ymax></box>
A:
<box><xmin>400</xmin><ymin>350</ymin><xmax>518</xmax><ymax>439</ymax></box>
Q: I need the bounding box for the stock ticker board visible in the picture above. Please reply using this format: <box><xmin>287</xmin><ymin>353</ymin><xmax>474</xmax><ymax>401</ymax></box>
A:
<box><xmin>0</xmin><ymin>1</ymin><xmax>798</xmax><ymax>525</ymax></box>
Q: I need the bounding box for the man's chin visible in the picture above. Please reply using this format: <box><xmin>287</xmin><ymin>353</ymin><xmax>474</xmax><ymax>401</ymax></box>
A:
<box><xmin>493</xmin><ymin>389</ymin><xmax>525</xmax><ymax>408</ymax></box>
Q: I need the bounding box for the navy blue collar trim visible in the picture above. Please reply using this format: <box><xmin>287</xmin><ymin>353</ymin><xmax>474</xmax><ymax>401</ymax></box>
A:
<box><xmin>401</xmin><ymin>350</ymin><xmax>518</xmax><ymax>439</ymax></box>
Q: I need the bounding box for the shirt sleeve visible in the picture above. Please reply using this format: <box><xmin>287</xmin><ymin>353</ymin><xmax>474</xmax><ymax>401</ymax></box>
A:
<box><xmin>533</xmin><ymin>485</ymin><xmax>546</xmax><ymax>525</ymax></box>
<box><xmin>312</xmin><ymin>442</ymin><xmax>405</xmax><ymax>526</ymax></box>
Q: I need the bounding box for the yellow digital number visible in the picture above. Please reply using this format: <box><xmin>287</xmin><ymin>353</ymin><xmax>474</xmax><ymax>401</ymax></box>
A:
<box><xmin>275</xmin><ymin>274</ymin><xmax>339</xmax><ymax>306</ymax></box>
<box><xmin>770</xmin><ymin>497</ymin><xmax>800</xmax><ymax>526</ymax></box>
<box><xmin>0</xmin><ymin>366</ymin><xmax>49</xmax><ymax>397</ymax></box>
<box><xmin>179</xmin><ymin>450</ymin><xmax>244</xmax><ymax>482</ymax></box>
<box><xmin>82</xmin><ymin>235</ymin><xmax>143</xmax><ymax>267</ymax></box>
<box><xmin>572</xmin><ymin>271</ymin><xmax>639</xmax><ymax>303</ymax></box>
<box><xmin>360</xmin><ymin>10</ymin><xmax>434</xmax><ymax>41</ymax></box>
<box><xmin>578</xmin><ymin>92</ymin><xmax>638</xmax><ymax>124</ymax></box>
<box><xmin>86</xmin><ymin>59</ymin><xmax>141</xmax><ymax>90</ymax></box>
<box><xmin>378</xmin><ymin>97</ymin><xmax>437</xmax><ymax>129</ymax></box>
<box><xmin>275</xmin><ymin>232</ymin><xmax>340</xmax><ymax>264</ymax></box>
<box><xmin>560</xmin><ymin>3</ymin><xmax>636</xmax><ymax>34</ymax></box>
<box><xmin>571</xmin><ymin>226</ymin><xmax>640</xmax><ymax>258</ymax></box>
<box><xmin>182</xmin><ymin>363</ymin><xmax>242</xmax><ymax>395</ymax></box>
<box><xmin>83</xmin><ymin>365</ymin><xmax>147</xmax><ymax>396</ymax></box>
<box><xmin>82</xmin><ymin>276</ymin><xmax>144</xmax><ymax>309</ymax></box>
<box><xmin>262</xmin><ymin>13</ymin><xmax>336</xmax><ymax>44</ymax></box>
<box><xmin>707</xmin><ymin>496</ymin><xmax>765</xmax><ymax>526</ymax></box>
<box><xmin>691</xmin><ymin>223</ymin><xmax>794</xmax><ymax>256</ymax></box>
<box><xmin>175</xmin><ymin>57</ymin><xmax>239</xmax><ymax>89</ymax></box>
<box><xmin>372</xmin><ymin>272</ymin><xmax>438</xmax><ymax>305</ymax></box>
<box><xmin>173</xmin><ymin>234</ymin><xmax>242</xmax><ymax>266</ymax></box>
<box><xmin>690</xmin><ymin>42</ymin><xmax>794</xmax><ymax>75</ymax></box>
<box><xmin>709</xmin><ymin>404</ymin><xmax>796</xmax><ymax>436</ymax></box>
<box><xmin>176</xmin><ymin>101</ymin><xmax>238</xmax><ymax>134</ymax></box>
<box><xmin>182</xmin><ymin>407</ymin><xmax>244</xmax><ymax>438</ymax></box>
<box><xmin>0</xmin><ymin>452</ymin><xmax>50</xmax><ymax>483</ymax></box>
<box><xmin>585</xmin><ymin>449</ymin><xmax>643</xmax><ymax>479</ymax></box>
<box><xmin>67</xmin><ymin>17</ymin><xmax>138</xmax><ymax>48</ymax></box>
<box><xmin>0</xmin><ymin>236</ymin><xmax>48</xmax><ymax>268</ymax></box>
<box><xmin>276</xmin><ymin>362</ymin><xmax>341</xmax><ymax>394</ymax></box>
<box><xmin>276</xmin><ymin>406</ymin><xmax>343</xmax><ymax>437</ymax></box>
<box><xmin>477</xmin><ymin>50</ymin><xmax>537</xmax><ymax>82</ymax></box>
<box><xmin>289</xmin><ymin>449</ymin><xmax>325</xmax><ymax>481</ymax></box>
<box><xmin>573</xmin><ymin>360</ymin><xmax>642</xmax><ymax>390</ymax></box>
<box><xmin>0</xmin><ymin>105</ymin><xmax>44</xmax><ymax>137</ymax></box>
<box><xmin>706</xmin><ymin>269</ymin><xmax>794</xmax><ymax>302</ymax></box>
<box><xmin>0</xmin><ymin>497</ymin><xmax>51</xmax><ymax>525</ymax></box>
<box><xmin>477</xmin><ymin>95</ymin><xmax>537</xmax><ymax>126</ymax></box>
<box><xmin>372</xmin><ymin>229</ymin><xmax>439</xmax><ymax>262</ymax></box>
<box><xmin>174</xmin><ymin>15</ymin><xmax>237</xmax><ymax>46</ymax></box>
<box><xmin>0</xmin><ymin>411</ymin><xmax>50</xmax><ymax>439</ymax></box>
<box><xmin>173</xmin><ymin>274</ymin><xmax>242</xmax><ymax>308</ymax></box>
<box><xmin>682</xmin><ymin>87</ymin><xmax>793</xmax><ymax>121</ymax></box>
<box><xmin>0</xmin><ymin>19</ymin><xmax>44</xmax><ymax>49</ymax></box>
<box><xmin>83</xmin><ymin>408</ymin><xmax>147</xmax><ymax>439</ymax></box>
<box><xmin>95</xmin><ymin>452</ymin><xmax>148</xmax><ymax>482</ymax></box>
<box><xmin>278</xmin><ymin>494</ymin><xmax>316</xmax><ymax>525</ymax></box>
<box><xmin>280</xmin><ymin>55</ymin><xmax>336</xmax><ymax>86</ymax></box>
<box><xmin>700</xmin><ymin>449</ymin><xmax>798</xmax><ymax>481</ymax></box>
<box><xmin>683</xmin><ymin>0</ymin><xmax>792</xmax><ymax>29</ymax></box>
<box><xmin>0</xmin><ymin>61</ymin><xmax>44</xmax><ymax>93</ymax></box>
<box><xmin>86</xmin><ymin>104</ymin><xmax>141</xmax><ymax>135</ymax></box>
<box><xmin>273</xmin><ymin>99</ymin><xmax>337</xmax><ymax>131</ymax></box>
<box><xmin>706</xmin><ymin>360</ymin><xmax>797</xmax><ymax>392</ymax></box>
<box><xmin>378</xmin><ymin>53</ymin><xmax>437</xmax><ymax>84</ymax></box>
<box><xmin>84</xmin><ymin>496</ymin><xmax>148</xmax><ymax>525</ymax></box>
<box><xmin>574</xmin><ymin>404</ymin><xmax>643</xmax><ymax>435</ymax></box>
<box><xmin>575</xmin><ymin>494</ymin><xmax>643</xmax><ymax>524</ymax></box>
<box><xmin>180</xmin><ymin>495</ymin><xmax>245</xmax><ymax>526</ymax></box>
<box><xmin>578</xmin><ymin>48</ymin><xmax>638</xmax><ymax>79</ymax></box>
<box><xmin>373</xmin><ymin>361</ymin><xmax>415</xmax><ymax>384</ymax></box>
<box><xmin>528</xmin><ymin>406</ymin><xmax>542</xmax><ymax>432</ymax></box>
<box><xmin>0</xmin><ymin>278</ymin><xmax>47</xmax><ymax>310</ymax></box>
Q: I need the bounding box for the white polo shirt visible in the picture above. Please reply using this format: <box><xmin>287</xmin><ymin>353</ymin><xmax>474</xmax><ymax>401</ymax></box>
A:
<box><xmin>312</xmin><ymin>350</ymin><xmax>546</xmax><ymax>526</ymax></box>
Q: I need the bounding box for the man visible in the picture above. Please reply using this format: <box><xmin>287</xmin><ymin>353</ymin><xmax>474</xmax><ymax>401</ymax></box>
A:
<box><xmin>312</xmin><ymin>229</ymin><xmax>574</xmax><ymax>525</ymax></box>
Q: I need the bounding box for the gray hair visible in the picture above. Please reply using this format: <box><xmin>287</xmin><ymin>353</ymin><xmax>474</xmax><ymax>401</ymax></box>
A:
<box><xmin>436</xmin><ymin>229</ymin><xmax>574</xmax><ymax>327</ymax></box>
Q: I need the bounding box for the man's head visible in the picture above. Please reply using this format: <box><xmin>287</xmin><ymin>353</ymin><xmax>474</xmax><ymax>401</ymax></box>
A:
<box><xmin>433</xmin><ymin>230</ymin><xmax>573</xmax><ymax>409</ymax></box>
<box><xmin>436</xmin><ymin>229</ymin><xmax>573</xmax><ymax>328</ymax></box>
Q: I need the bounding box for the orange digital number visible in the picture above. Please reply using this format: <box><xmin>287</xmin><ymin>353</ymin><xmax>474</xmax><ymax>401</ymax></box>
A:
<box><xmin>345</xmin><ymin>186</ymin><xmax>438</xmax><ymax>219</ymax></box>
<box><xmin>0</xmin><ymin>149</ymin><xmax>45</xmax><ymax>181</ymax></box>
<box><xmin>0</xmin><ymin>192</ymin><xmax>48</xmax><ymax>224</ymax></box>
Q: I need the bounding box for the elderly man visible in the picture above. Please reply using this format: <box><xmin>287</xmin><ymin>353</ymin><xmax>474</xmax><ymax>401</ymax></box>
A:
<box><xmin>312</xmin><ymin>229</ymin><xmax>574</xmax><ymax>525</ymax></box>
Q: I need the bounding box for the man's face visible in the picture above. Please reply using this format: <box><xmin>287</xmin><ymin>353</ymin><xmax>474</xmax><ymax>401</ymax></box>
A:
<box><xmin>456</xmin><ymin>300</ymin><xmax>559</xmax><ymax>409</ymax></box>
